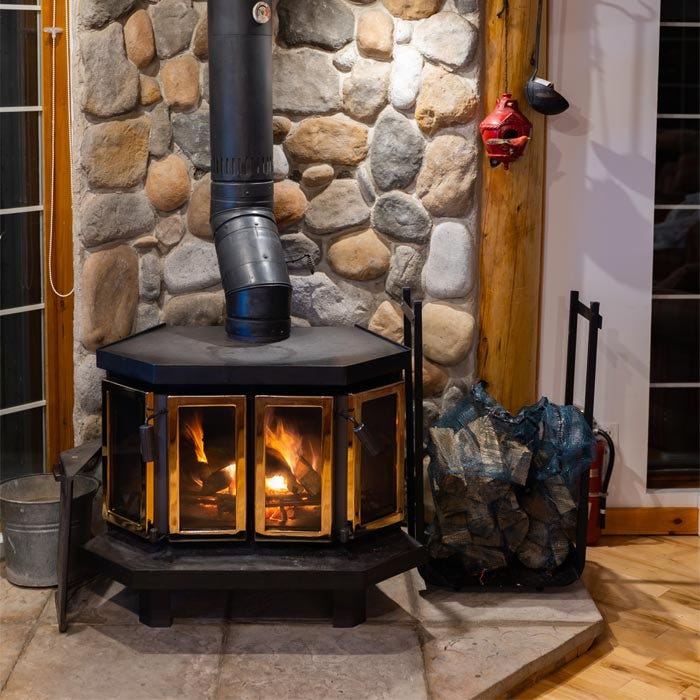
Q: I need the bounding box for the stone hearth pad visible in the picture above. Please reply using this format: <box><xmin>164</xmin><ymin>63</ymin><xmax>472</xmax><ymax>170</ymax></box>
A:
<box><xmin>0</xmin><ymin>567</ymin><xmax>603</xmax><ymax>699</ymax></box>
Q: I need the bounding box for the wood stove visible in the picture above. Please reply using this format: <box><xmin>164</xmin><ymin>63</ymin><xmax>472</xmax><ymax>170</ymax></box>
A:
<box><xmin>83</xmin><ymin>324</ymin><xmax>426</xmax><ymax>627</ymax></box>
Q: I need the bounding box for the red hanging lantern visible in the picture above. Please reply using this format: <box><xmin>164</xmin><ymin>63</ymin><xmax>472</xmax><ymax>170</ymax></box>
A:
<box><xmin>479</xmin><ymin>93</ymin><xmax>532</xmax><ymax>170</ymax></box>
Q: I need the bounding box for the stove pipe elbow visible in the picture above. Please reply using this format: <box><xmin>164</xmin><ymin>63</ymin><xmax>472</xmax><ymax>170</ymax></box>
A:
<box><xmin>208</xmin><ymin>0</ymin><xmax>291</xmax><ymax>343</ymax></box>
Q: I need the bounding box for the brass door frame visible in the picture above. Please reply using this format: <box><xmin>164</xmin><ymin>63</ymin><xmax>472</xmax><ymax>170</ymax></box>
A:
<box><xmin>255</xmin><ymin>395</ymin><xmax>334</xmax><ymax>539</ymax></box>
<box><xmin>103</xmin><ymin>382</ymin><xmax>154</xmax><ymax>537</ymax></box>
<box><xmin>347</xmin><ymin>381</ymin><xmax>405</xmax><ymax>532</ymax></box>
<box><xmin>167</xmin><ymin>396</ymin><xmax>247</xmax><ymax>536</ymax></box>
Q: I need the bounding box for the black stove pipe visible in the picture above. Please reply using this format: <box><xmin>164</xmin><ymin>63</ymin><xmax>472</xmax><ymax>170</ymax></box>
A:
<box><xmin>207</xmin><ymin>0</ymin><xmax>291</xmax><ymax>343</ymax></box>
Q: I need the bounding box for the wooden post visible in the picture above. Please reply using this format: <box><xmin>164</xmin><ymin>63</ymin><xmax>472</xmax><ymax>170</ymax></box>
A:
<box><xmin>478</xmin><ymin>0</ymin><xmax>547</xmax><ymax>413</ymax></box>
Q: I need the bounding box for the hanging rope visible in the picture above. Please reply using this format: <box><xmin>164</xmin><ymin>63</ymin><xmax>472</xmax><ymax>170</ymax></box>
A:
<box><xmin>497</xmin><ymin>0</ymin><xmax>510</xmax><ymax>94</ymax></box>
<box><xmin>45</xmin><ymin>0</ymin><xmax>74</xmax><ymax>298</ymax></box>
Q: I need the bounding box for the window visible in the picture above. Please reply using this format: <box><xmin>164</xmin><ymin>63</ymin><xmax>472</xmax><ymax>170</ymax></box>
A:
<box><xmin>648</xmin><ymin>0</ymin><xmax>700</xmax><ymax>489</ymax></box>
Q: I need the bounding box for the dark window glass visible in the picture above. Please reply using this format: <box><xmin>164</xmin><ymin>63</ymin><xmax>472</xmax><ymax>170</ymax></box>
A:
<box><xmin>0</xmin><ymin>111</ymin><xmax>41</xmax><ymax>209</ymax></box>
<box><xmin>655</xmin><ymin>119</ymin><xmax>700</xmax><ymax>205</ymax></box>
<box><xmin>108</xmin><ymin>387</ymin><xmax>146</xmax><ymax>524</ymax></box>
<box><xmin>0</xmin><ymin>310</ymin><xmax>43</xmax><ymax>410</ymax></box>
<box><xmin>0</xmin><ymin>211</ymin><xmax>43</xmax><ymax>309</ymax></box>
<box><xmin>653</xmin><ymin>208</ymin><xmax>699</xmax><ymax>293</ymax></box>
<box><xmin>178</xmin><ymin>405</ymin><xmax>238</xmax><ymax>532</ymax></box>
<box><xmin>648</xmin><ymin>388</ymin><xmax>700</xmax><ymax>472</ymax></box>
<box><xmin>658</xmin><ymin>27</ymin><xmax>700</xmax><ymax>114</ymax></box>
<box><xmin>0</xmin><ymin>406</ymin><xmax>44</xmax><ymax>482</ymax></box>
<box><xmin>360</xmin><ymin>393</ymin><xmax>398</xmax><ymax>525</ymax></box>
<box><xmin>650</xmin><ymin>299</ymin><xmax>700</xmax><ymax>382</ymax></box>
<box><xmin>661</xmin><ymin>1</ymin><xmax>700</xmax><ymax>23</ymax></box>
<box><xmin>0</xmin><ymin>11</ymin><xmax>39</xmax><ymax>107</ymax></box>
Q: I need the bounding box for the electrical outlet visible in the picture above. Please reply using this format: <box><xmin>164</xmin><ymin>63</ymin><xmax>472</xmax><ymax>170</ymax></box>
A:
<box><xmin>597</xmin><ymin>421</ymin><xmax>619</xmax><ymax>446</ymax></box>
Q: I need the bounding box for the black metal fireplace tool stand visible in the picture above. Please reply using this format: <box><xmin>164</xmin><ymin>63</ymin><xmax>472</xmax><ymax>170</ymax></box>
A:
<box><xmin>54</xmin><ymin>290</ymin><xmax>429</xmax><ymax>632</ymax></box>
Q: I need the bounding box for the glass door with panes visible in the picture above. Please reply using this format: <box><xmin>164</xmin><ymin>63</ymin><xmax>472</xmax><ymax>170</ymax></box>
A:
<box><xmin>649</xmin><ymin>0</ymin><xmax>700</xmax><ymax>488</ymax></box>
<box><xmin>0</xmin><ymin>2</ymin><xmax>45</xmax><ymax>481</ymax></box>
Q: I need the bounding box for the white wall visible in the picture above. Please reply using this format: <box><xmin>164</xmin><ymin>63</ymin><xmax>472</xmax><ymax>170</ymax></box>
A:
<box><xmin>538</xmin><ymin>0</ymin><xmax>697</xmax><ymax>508</ymax></box>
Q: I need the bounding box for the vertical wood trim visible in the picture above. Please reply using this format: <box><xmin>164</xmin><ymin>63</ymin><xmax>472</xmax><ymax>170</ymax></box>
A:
<box><xmin>478</xmin><ymin>0</ymin><xmax>547</xmax><ymax>413</ymax></box>
<box><xmin>41</xmin><ymin>0</ymin><xmax>75</xmax><ymax>465</ymax></box>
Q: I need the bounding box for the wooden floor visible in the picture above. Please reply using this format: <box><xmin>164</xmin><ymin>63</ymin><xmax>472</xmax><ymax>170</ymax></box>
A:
<box><xmin>520</xmin><ymin>535</ymin><xmax>700</xmax><ymax>699</ymax></box>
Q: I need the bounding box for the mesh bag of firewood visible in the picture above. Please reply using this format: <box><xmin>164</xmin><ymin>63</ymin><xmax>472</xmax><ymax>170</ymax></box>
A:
<box><xmin>425</xmin><ymin>382</ymin><xmax>595</xmax><ymax>588</ymax></box>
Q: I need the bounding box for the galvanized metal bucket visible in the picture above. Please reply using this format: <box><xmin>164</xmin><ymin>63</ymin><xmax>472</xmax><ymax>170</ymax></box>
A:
<box><xmin>0</xmin><ymin>474</ymin><xmax>98</xmax><ymax>587</ymax></box>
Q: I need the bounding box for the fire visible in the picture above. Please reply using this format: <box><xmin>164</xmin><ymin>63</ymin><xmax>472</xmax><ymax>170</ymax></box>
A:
<box><xmin>265</xmin><ymin>475</ymin><xmax>290</xmax><ymax>493</ymax></box>
<box><xmin>225</xmin><ymin>463</ymin><xmax>237</xmax><ymax>496</ymax></box>
<box><xmin>182</xmin><ymin>411</ymin><xmax>208</xmax><ymax>463</ymax></box>
<box><xmin>265</xmin><ymin>417</ymin><xmax>303</xmax><ymax>472</ymax></box>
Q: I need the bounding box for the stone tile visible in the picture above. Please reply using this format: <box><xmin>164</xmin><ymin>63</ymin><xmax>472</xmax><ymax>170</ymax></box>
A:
<box><xmin>422</xmin><ymin>620</ymin><xmax>604</xmax><ymax>699</ymax></box>
<box><xmin>1</xmin><ymin>623</ymin><xmax>223</xmax><ymax>700</ymax></box>
<box><xmin>0</xmin><ymin>623</ymin><xmax>34</xmax><ymax>687</ymax></box>
<box><xmin>0</xmin><ymin>565</ymin><xmax>52</xmax><ymax>623</ymax></box>
<box><xmin>371</xmin><ymin>569</ymin><xmax>603</xmax><ymax>626</ymax></box>
<box><xmin>218</xmin><ymin>623</ymin><xmax>427</xmax><ymax>700</ymax></box>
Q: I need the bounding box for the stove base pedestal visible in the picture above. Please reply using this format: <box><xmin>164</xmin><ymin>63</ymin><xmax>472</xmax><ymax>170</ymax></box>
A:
<box><xmin>81</xmin><ymin>528</ymin><xmax>426</xmax><ymax>629</ymax></box>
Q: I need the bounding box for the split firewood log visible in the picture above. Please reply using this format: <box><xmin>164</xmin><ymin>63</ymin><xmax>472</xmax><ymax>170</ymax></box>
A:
<box><xmin>461</xmin><ymin>544</ymin><xmax>507</xmax><ymax>572</ymax></box>
<box><xmin>516</xmin><ymin>519</ymin><xmax>550</xmax><ymax>569</ymax></box>
<box><xmin>496</xmin><ymin>491</ymin><xmax>529</xmax><ymax>551</ymax></box>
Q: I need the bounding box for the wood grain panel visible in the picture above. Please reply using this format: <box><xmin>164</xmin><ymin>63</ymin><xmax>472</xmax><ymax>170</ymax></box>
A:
<box><xmin>603</xmin><ymin>507</ymin><xmax>699</xmax><ymax>536</ymax></box>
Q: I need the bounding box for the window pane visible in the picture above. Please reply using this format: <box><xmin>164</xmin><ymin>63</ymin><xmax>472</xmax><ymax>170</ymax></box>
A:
<box><xmin>0</xmin><ymin>211</ymin><xmax>42</xmax><ymax>309</ymax></box>
<box><xmin>653</xmin><ymin>208</ymin><xmax>699</xmax><ymax>294</ymax></box>
<box><xmin>0</xmin><ymin>111</ymin><xmax>41</xmax><ymax>209</ymax></box>
<box><xmin>0</xmin><ymin>406</ymin><xmax>44</xmax><ymax>482</ymax></box>
<box><xmin>655</xmin><ymin>119</ymin><xmax>700</xmax><ymax>205</ymax></box>
<box><xmin>0</xmin><ymin>309</ymin><xmax>43</xmax><ymax>409</ymax></box>
<box><xmin>658</xmin><ymin>27</ymin><xmax>700</xmax><ymax>114</ymax></box>
<box><xmin>661</xmin><ymin>0</ymin><xmax>700</xmax><ymax>23</ymax></box>
<box><xmin>0</xmin><ymin>10</ymin><xmax>39</xmax><ymax>107</ymax></box>
<box><xmin>648</xmin><ymin>388</ymin><xmax>700</xmax><ymax>472</ymax></box>
<box><xmin>650</xmin><ymin>299</ymin><xmax>700</xmax><ymax>382</ymax></box>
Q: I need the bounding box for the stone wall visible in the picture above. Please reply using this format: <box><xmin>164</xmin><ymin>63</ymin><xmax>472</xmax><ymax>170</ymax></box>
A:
<box><xmin>71</xmin><ymin>0</ymin><xmax>481</xmax><ymax>440</ymax></box>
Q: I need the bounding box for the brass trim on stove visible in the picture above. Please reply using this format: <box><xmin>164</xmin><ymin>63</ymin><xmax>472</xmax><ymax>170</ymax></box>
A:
<box><xmin>347</xmin><ymin>381</ymin><xmax>405</xmax><ymax>532</ymax></box>
<box><xmin>103</xmin><ymin>382</ymin><xmax>155</xmax><ymax>537</ymax></box>
<box><xmin>167</xmin><ymin>395</ymin><xmax>247</xmax><ymax>536</ymax></box>
<box><xmin>255</xmin><ymin>395</ymin><xmax>334</xmax><ymax>539</ymax></box>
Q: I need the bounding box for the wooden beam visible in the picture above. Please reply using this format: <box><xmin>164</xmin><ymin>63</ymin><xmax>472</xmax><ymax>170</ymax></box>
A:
<box><xmin>603</xmin><ymin>508</ymin><xmax>699</xmax><ymax>536</ymax></box>
<box><xmin>478</xmin><ymin>0</ymin><xmax>547</xmax><ymax>413</ymax></box>
<box><xmin>42</xmin><ymin>0</ymin><xmax>75</xmax><ymax>466</ymax></box>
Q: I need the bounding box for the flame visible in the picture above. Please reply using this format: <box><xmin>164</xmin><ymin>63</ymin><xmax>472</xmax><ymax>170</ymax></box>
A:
<box><xmin>182</xmin><ymin>411</ymin><xmax>208</xmax><ymax>463</ymax></box>
<box><xmin>225</xmin><ymin>463</ymin><xmax>237</xmax><ymax>496</ymax></box>
<box><xmin>265</xmin><ymin>475</ymin><xmax>290</xmax><ymax>493</ymax></box>
<box><xmin>265</xmin><ymin>417</ymin><xmax>303</xmax><ymax>472</ymax></box>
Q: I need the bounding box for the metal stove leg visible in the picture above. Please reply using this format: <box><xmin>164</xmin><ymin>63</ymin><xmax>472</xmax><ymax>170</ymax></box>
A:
<box><xmin>332</xmin><ymin>589</ymin><xmax>366</xmax><ymax>628</ymax></box>
<box><xmin>54</xmin><ymin>463</ymin><xmax>74</xmax><ymax>634</ymax></box>
<box><xmin>139</xmin><ymin>590</ymin><xmax>173</xmax><ymax>627</ymax></box>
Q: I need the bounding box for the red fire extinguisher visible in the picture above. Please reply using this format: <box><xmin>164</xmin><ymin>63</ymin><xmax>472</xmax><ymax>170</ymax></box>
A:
<box><xmin>587</xmin><ymin>428</ymin><xmax>615</xmax><ymax>545</ymax></box>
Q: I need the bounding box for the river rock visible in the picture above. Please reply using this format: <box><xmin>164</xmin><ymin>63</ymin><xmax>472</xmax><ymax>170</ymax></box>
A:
<box><xmin>79</xmin><ymin>0</ymin><xmax>135</xmax><ymax>28</ymax></box>
<box><xmin>357</xmin><ymin>10</ymin><xmax>394</xmax><ymax>59</ymax></box>
<box><xmin>81</xmin><ymin>116</ymin><xmax>150</xmax><ymax>189</ymax></box>
<box><xmin>413</xmin><ymin>12</ymin><xmax>478</xmax><ymax>69</ymax></box>
<box><xmin>394</xmin><ymin>19</ymin><xmax>413</xmax><ymax>43</ymax></box>
<box><xmin>390</xmin><ymin>45</ymin><xmax>423</xmax><ymax>110</ymax></box>
<box><xmin>273</xmin><ymin>48</ymin><xmax>342</xmax><ymax>116</ymax></box>
<box><xmin>422</xmin><ymin>303</ymin><xmax>475</xmax><ymax>365</ymax></box>
<box><xmin>343</xmin><ymin>59</ymin><xmax>390</xmax><ymax>123</ymax></box>
<box><xmin>455</xmin><ymin>0</ymin><xmax>479</xmax><ymax>13</ymax></box>
<box><xmin>333</xmin><ymin>44</ymin><xmax>358</xmax><ymax>72</ymax></box>
<box><xmin>139</xmin><ymin>251</ymin><xmax>161</xmax><ymax>301</ymax></box>
<box><xmin>161</xmin><ymin>55</ymin><xmax>200</xmax><ymax>111</ymax></box>
<box><xmin>372</xmin><ymin>191</ymin><xmax>431</xmax><ymax>243</ymax></box>
<box><xmin>415</xmin><ymin>64</ymin><xmax>479</xmax><ymax>134</ymax></box>
<box><xmin>281</xmin><ymin>233</ymin><xmax>321</xmax><ymax>270</ymax></box>
<box><xmin>80</xmin><ymin>22</ymin><xmax>138</xmax><ymax>118</ymax></box>
<box><xmin>164</xmin><ymin>292</ymin><xmax>224</xmax><ymax>326</ymax></box>
<box><xmin>80</xmin><ymin>192</ymin><xmax>155</xmax><ymax>247</ymax></box>
<box><xmin>192</xmin><ymin>13</ymin><xmax>208</xmax><ymax>59</ymax></box>
<box><xmin>357</xmin><ymin>165</ymin><xmax>376</xmax><ymax>204</ymax></box>
<box><xmin>277</xmin><ymin>0</ymin><xmax>354</xmax><ymax>51</ymax></box>
<box><xmin>416</xmin><ymin>134</ymin><xmax>477</xmax><ymax>216</ymax></box>
<box><xmin>370</xmin><ymin>110</ymin><xmax>424</xmax><ymax>191</ymax></box>
<box><xmin>382</xmin><ymin>0</ymin><xmax>442</xmax><ymax>20</ymax></box>
<box><xmin>273</xmin><ymin>146</ymin><xmax>289</xmax><ymax>182</ymax></box>
<box><xmin>368</xmin><ymin>300</ymin><xmax>403</xmax><ymax>342</ymax></box>
<box><xmin>305</xmin><ymin>179</ymin><xmax>370</xmax><ymax>234</ymax></box>
<box><xmin>155</xmin><ymin>215</ymin><xmax>186</xmax><ymax>250</ymax></box>
<box><xmin>423</xmin><ymin>359</ymin><xmax>449</xmax><ymax>396</ymax></box>
<box><xmin>291</xmin><ymin>272</ymin><xmax>374</xmax><ymax>326</ymax></box>
<box><xmin>139</xmin><ymin>76</ymin><xmax>161</xmax><ymax>106</ymax></box>
<box><xmin>385</xmin><ymin>244</ymin><xmax>423</xmax><ymax>298</ymax></box>
<box><xmin>164</xmin><ymin>237</ymin><xmax>221</xmax><ymax>294</ymax></box>
<box><xmin>328</xmin><ymin>229</ymin><xmax>391</xmax><ymax>281</ymax></box>
<box><xmin>149</xmin><ymin>103</ymin><xmax>172</xmax><ymax>158</ymax></box>
<box><xmin>285</xmin><ymin>117</ymin><xmax>369</xmax><ymax>166</ymax></box>
<box><xmin>301</xmin><ymin>164</ymin><xmax>335</xmax><ymax>188</ymax></box>
<box><xmin>274</xmin><ymin>180</ymin><xmax>308</xmax><ymax>229</ymax></box>
<box><xmin>145</xmin><ymin>155</ymin><xmax>190</xmax><ymax>212</ymax></box>
<box><xmin>124</xmin><ymin>9</ymin><xmax>155</xmax><ymax>68</ymax></box>
<box><xmin>172</xmin><ymin>104</ymin><xmax>210</xmax><ymax>170</ymax></box>
<box><xmin>74</xmin><ymin>354</ymin><xmax>104</xmax><ymax>415</ymax></box>
<box><xmin>150</xmin><ymin>0</ymin><xmax>198</xmax><ymax>59</ymax></box>
<box><xmin>273</xmin><ymin>116</ymin><xmax>292</xmax><ymax>143</ymax></box>
<box><xmin>424</xmin><ymin>222</ymin><xmax>474</xmax><ymax>298</ymax></box>
<box><xmin>80</xmin><ymin>246</ymin><xmax>139</xmax><ymax>350</ymax></box>
<box><xmin>187</xmin><ymin>174</ymin><xmax>211</xmax><ymax>238</ymax></box>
